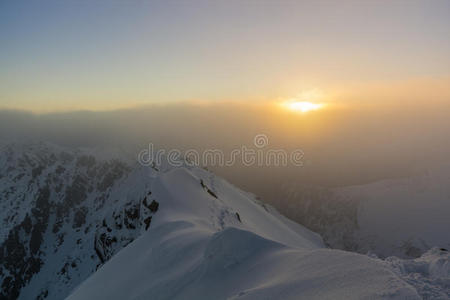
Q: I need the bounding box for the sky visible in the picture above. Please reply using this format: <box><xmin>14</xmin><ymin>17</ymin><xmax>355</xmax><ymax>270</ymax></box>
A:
<box><xmin>1</xmin><ymin>0</ymin><xmax>449</xmax><ymax>111</ymax></box>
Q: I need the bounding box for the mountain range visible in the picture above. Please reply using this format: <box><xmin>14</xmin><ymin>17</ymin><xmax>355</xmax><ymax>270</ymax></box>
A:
<box><xmin>0</xmin><ymin>142</ymin><xmax>448</xmax><ymax>299</ymax></box>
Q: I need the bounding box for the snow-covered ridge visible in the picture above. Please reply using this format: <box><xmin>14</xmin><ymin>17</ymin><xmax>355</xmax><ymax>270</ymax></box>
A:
<box><xmin>0</xmin><ymin>142</ymin><xmax>448</xmax><ymax>299</ymax></box>
<box><xmin>67</xmin><ymin>167</ymin><xmax>420</xmax><ymax>300</ymax></box>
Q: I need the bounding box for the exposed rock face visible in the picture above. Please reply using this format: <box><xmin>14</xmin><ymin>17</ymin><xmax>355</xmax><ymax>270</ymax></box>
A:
<box><xmin>147</xmin><ymin>200</ymin><xmax>159</xmax><ymax>213</ymax></box>
<box><xmin>200</xmin><ymin>179</ymin><xmax>218</xmax><ymax>198</ymax></box>
<box><xmin>0</xmin><ymin>143</ymin><xmax>159</xmax><ymax>299</ymax></box>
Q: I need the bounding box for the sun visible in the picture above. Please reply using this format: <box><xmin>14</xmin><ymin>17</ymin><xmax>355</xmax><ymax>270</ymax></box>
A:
<box><xmin>285</xmin><ymin>101</ymin><xmax>324</xmax><ymax>113</ymax></box>
<box><xmin>280</xmin><ymin>89</ymin><xmax>326</xmax><ymax>113</ymax></box>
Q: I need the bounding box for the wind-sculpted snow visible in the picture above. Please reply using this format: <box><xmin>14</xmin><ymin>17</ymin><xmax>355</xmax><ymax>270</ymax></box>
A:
<box><xmin>68</xmin><ymin>167</ymin><xmax>423</xmax><ymax>300</ymax></box>
<box><xmin>384</xmin><ymin>247</ymin><xmax>450</xmax><ymax>299</ymax></box>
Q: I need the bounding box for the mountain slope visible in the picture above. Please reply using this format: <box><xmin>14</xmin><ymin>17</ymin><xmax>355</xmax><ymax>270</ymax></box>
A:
<box><xmin>1</xmin><ymin>142</ymin><xmax>446</xmax><ymax>299</ymax></box>
<box><xmin>277</xmin><ymin>167</ymin><xmax>450</xmax><ymax>259</ymax></box>
<box><xmin>67</xmin><ymin>168</ymin><xmax>420</xmax><ymax>300</ymax></box>
<box><xmin>336</xmin><ymin>168</ymin><xmax>450</xmax><ymax>258</ymax></box>
<box><xmin>0</xmin><ymin>142</ymin><xmax>157</xmax><ymax>299</ymax></box>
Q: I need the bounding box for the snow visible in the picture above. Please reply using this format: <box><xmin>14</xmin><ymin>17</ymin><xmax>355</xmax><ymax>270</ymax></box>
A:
<box><xmin>384</xmin><ymin>247</ymin><xmax>450</xmax><ymax>299</ymax></box>
<box><xmin>0</xmin><ymin>142</ymin><xmax>155</xmax><ymax>299</ymax></box>
<box><xmin>1</xmin><ymin>142</ymin><xmax>447</xmax><ymax>299</ymax></box>
<box><xmin>336</xmin><ymin>165</ymin><xmax>450</xmax><ymax>258</ymax></box>
<box><xmin>67</xmin><ymin>167</ymin><xmax>421</xmax><ymax>300</ymax></box>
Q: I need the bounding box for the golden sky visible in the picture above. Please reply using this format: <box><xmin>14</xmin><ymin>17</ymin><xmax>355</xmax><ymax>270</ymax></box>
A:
<box><xmin>1</xmin><ymin>1</ymin><xmax>449</xmax><ymax>112</ymax></box>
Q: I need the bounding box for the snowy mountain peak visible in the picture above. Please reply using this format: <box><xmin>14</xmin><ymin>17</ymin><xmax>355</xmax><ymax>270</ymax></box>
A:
<box><xmin>0</xmin><ymin>143</ymin><xmax>448</xmax><ymax>299</ymax></box>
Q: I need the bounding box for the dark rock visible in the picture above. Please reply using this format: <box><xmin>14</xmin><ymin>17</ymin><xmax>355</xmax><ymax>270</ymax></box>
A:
<box><xmin>59</xmin><ymin>263</ymin><xmax>69</xmax><ymax>275</ymax></box>
<box><xmin>32</xmin><ymin>165</ymin><xmax>44</xmax><ymax>178</ymax></box>
<box><xmin>97</xmin><ymin>161</ymin><xmax>128</xmax><ymax>192</ymax></box>
<box><xmin>207</xmin><ymin>189</ymin><xmax>218</xmax><ymax>199</ymax></box>
<box><xmin>148</xmin><ymin>200</ymin><xmax>159</xmax><ymax>213</ymax></box>
<box><xmin>55</xmin><ymin>165</ymin><xmax>65</xmax><ymax>174</ymax></box>
<box><xmin>30</xmin><ymin>186</ymin><xmax>51</xmax><ymax>254</ymax></box>
<box><xmin>236</xmin><ymin>212</ymin><xmax>241</xmax><ymax>222</ymax></box>
<box><xmin>64</xmin><ymin>175</ymin><xmax>88</xmax><ymax>208</ymax></box>
<box><xmin>73</xmin><ymin>206</ymin><xmax>88</xmax><ymax>228</ymax></box>
<box><xmin>124</xmin><ymin>203</ymin><xmax>140</xmax><ymax>229</ymax></box>
<box><xmin>56</xmin><ymin>233</ymin><xmax>65</xmax><ymax>247</ymax></box>
<box><xmin>144</xmin><ymin>217</ymin><xmax>152</xmax><ymax>230</ymax></box>
<box><xmin>23</xmin><ymin>214</ymin><xmax>32</xmax><ymax>234</ymax></box>
<box><xmin>37</xmin><ymin>289</ymin><xmax>48</xmax><ymax>300</ymax></box>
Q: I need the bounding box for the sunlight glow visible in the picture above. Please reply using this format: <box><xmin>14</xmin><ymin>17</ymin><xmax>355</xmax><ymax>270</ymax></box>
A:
<box><xmin>284</xmin><ymin>101</ymin><xmax>324</xmax><ymax>113</ymax></box>
<box><xmin>280</xmin><ymin>89</ymin><xmax>326</xmax><ymax>113</ymax></box>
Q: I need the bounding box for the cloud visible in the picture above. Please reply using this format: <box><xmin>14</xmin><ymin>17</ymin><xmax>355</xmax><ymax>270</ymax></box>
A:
<box><xmin>1</xmin><ymin>100</ymin><xmax>450</xmax><ymax>199</ymax></box>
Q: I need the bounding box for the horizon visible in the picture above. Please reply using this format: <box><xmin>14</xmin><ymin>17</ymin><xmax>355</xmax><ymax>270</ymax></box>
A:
<box><xmin>1</xmin><ymin>0</ymin><xmax>449</xmax><ymax>112</ymax></box>
<box><xmin>1</xmin><ymin>1</ymin><xmax>450</xmax><ymax>299</ymax></box>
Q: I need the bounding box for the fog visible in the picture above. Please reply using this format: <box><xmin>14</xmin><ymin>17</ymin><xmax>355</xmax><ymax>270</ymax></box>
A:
<box><xmin>1</xmin><ymin>100</ymin><xmax>450</xmax><ymax>204</ymax></box>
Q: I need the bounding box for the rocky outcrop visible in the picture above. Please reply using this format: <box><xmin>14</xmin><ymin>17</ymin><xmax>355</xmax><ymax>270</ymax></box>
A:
<box><xmin>0</xmin><ymin>143</ymin><xmax>159</xmax><ymax>299</ymax></box>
